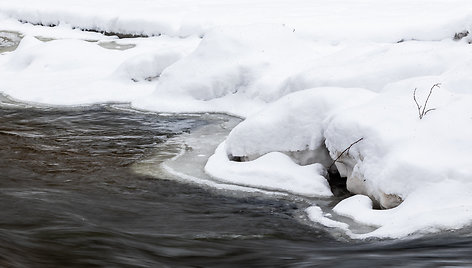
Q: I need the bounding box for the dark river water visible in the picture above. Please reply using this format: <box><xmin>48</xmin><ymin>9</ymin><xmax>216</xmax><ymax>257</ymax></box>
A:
<box><xmin>1</xmin><ymin>104</ymin><xmax>472</xmax><ymax>267</ymax></box>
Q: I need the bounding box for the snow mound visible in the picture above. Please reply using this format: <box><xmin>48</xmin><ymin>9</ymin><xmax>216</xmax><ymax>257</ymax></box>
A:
<box><xmin>205</xmin><ymin>142</ymin><xmax>332</xmax><ymax>197</ymax></box>
<box><xmin>113</xmin><ymin>52</ymin><xmax>182</xmax><ymax>82</ymax></box>
<box><xmin>224</xmin><ymin>87</ymin><xmax>375</xmax><ymax>166</ymax></box>
<box><xmin>153</xmin><ymin>25</ymin><xmax>319</xmax><ymax>102</ymax></box>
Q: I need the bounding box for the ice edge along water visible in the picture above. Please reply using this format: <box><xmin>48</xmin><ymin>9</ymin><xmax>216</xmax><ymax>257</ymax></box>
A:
<box><xmin>1</xmin><ymin>1</ymin><xmax>472</xmax><ymax>239</ymax></box>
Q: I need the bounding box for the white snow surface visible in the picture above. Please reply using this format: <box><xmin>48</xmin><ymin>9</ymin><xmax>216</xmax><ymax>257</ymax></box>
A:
<box><xmin>205</xmin><ymin>142</ymin><xmax>332</xmax><ymax>197</ymax></box>
<box><xmin>2</xmin><ymin>1</ymin><xmax>472</xmax><ymax>239</ymax></box>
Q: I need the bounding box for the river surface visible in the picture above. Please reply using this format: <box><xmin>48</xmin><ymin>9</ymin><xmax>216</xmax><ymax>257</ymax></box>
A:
<box><xmin>1</xmin><ymin>102</ymin><xmax>472</xmax><ymax>267</ymax></box>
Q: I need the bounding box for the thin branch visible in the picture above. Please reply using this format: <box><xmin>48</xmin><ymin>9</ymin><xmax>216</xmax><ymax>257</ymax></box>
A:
<box><xmin>413</xmin><ymin>88</ymin><xmax>422</xmax><ymax>119</ymax></box>
<box><xmin>424</xmin><ymin>108</ymin><xmax>436</xmax><ymax>115</ymax></box>
<box><xmin>413</xmin><ymin>83</ymin><xmax>439</xmax><ymax>119</ymax></box>
<box><xmin>328</xmin><ymin>137</ymin><xmax>364</xmax><ymax>170</ymax></box>
<box><xmin>421</xmin><ymin>83</ymin><xmax>440</xmax><ymax>118</ymax></box>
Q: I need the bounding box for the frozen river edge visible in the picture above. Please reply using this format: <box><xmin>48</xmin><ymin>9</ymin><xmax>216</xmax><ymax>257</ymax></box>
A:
<box><xmin>131</xmin><ymin>112</ymin><xmax>375</xmax><ymax>240</ymax></box>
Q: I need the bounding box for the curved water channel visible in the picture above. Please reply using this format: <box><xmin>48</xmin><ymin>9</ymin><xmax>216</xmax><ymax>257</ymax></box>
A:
<box><xmin>1</xmin><ymin>96</ymin><xmax>472</xmax><ymax>267</ymax></box>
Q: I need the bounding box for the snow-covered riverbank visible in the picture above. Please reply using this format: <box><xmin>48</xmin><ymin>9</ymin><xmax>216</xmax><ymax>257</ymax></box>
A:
<box><xmin>1</xmin><ymin>1</ymin><xmax>472</xmax><ymax>239</ymax></box>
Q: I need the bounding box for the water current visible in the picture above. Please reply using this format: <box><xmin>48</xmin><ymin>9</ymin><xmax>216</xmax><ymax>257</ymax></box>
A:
<box><xmin>1</xmin><ymin>101</ymin><xmax>472</xmax><ymax>267</ymax></box>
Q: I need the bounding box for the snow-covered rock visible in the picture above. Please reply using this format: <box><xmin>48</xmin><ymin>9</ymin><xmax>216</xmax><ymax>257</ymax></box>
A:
<box><xmin>325</xmin><ymin>85</ymin><xmax>472</xmax><ymax>209</ymax></box>
<box><xmin>224</xmin><ymin>87</ymin><xmax>375</xmax><ymax>166</ymax></box>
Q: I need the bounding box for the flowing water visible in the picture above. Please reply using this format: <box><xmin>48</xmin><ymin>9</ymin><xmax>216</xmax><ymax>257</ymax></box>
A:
<box><xmin>1</xmin><ymin>101</ymin><xmax>472</xmax><ymax>267</ymax></box>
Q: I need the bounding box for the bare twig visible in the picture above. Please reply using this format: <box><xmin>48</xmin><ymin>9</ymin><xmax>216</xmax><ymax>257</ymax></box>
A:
<box><xmin>421</xmin><ymin>83</ymin><xmax>440</xmax><ymax>117</ymax></box>
<box><xmin>424</xmin><ymin>108</ymin><xmax>436</xmax><ymax>116</ymax></box>
<box><xmin>413</xmin><ymin>88</ymin><xmax>422</xmax><ymax>119</ymax></box>
<box><xmin>413</xmin><ymin>83</ymin><xmax>440</xmax><ymax>119</ymax></box>
<box><xmin>328</xmin><ymin>137</ymin><xmax>364</xmax><ymax>170</ymax></box>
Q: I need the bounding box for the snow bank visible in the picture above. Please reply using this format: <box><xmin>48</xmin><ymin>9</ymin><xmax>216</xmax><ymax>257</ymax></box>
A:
<box><xmin>1</xmin><ymin>0</ymin><xmax>472</xmax><ymax>42</ymax></box>
<box><xmin>0</xmin><ymin>33</ymin><xmax>199</xmax><ymax>105</ymax></box>
<box><xmin>212</xmin><ymin>82</ymin><xmax>472</xmax><ymax>238</ymax></box>
<box><xmin>136</xmin><ymin>27</ymin><xmax>472</xmax><ymax>116</ymax></box>
<box><xmin>0</xmin><ymin>17</ymin><xmax>113</xmax><ymax>41</ymax></box>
